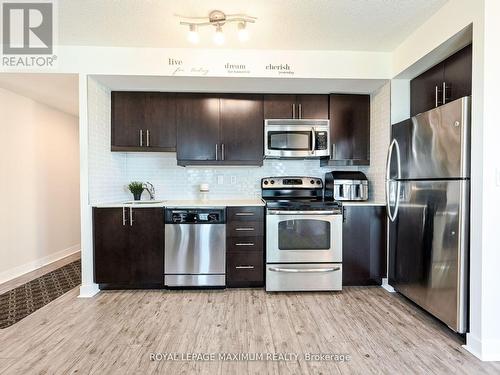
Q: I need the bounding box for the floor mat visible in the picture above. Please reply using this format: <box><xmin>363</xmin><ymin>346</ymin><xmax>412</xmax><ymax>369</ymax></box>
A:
<box><xmin>0</xmin><ymin>260</ymin><xmax>81</xmax><ymax>329</ymax></box>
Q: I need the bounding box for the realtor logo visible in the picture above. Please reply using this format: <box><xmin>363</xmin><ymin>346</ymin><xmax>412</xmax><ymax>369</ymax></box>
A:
<box><xmin>2</xmin><ymin>1</ymin><xmax>53</xmax><ymax>54</ymax></box>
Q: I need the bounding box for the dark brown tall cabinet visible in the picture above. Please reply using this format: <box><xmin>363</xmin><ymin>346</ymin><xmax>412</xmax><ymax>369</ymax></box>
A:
<box><xmin>111</xmin><ymin>92</ymin><xmax>176</xmax><ymax>152</ymax></box>
<box><xmin>263</xmin><ymin>94</ymin><xmax>329</xmax><ymax>119</ymax></box>
<box><xmin>342</xmin><ymin>205</ymin><xmax>387</xmax><ymax>286</ymax></box>
<box><xmin>93</xmin><ymin>207</ymin><xmax>165</xmax><ymax>287</ymax></box>
<box><xmin>321</xmin><ymin>94</ymin><xmax>370</xmax><ymax>166</ymax></box>
<box><xmin>410</xmin><ymin>44</ymin><xmax>472</xmax><ymax>117</ymax></box>
<box><xmin>176</xmin><ymin>94</ymin><xmax>264</xmax><ymax>166</ymax></box>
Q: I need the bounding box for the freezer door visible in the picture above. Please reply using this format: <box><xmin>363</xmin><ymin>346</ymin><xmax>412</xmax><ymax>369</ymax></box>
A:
<box><xmin>410</xmin><ymin>97</ymin><xmax>471</xmax><ymax>179</ymax></box>
<box><xmin>391</xmin><ymin>180</ymin><xmax>469</xmax><ymax>333</ymax></box>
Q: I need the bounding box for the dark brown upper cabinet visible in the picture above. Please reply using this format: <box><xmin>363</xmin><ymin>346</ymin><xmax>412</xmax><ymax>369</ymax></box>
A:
<box><xmin>93</xmin><ymin>207</ymin><xmax>164</xmax><ymax>287</ymax></box>
<box><xmin>111</xmin><ymin>92</ymin><xmax>176</xmax><ymax>152</ymax></box>
<box><xmin>220</xmin><ymin>94</ymin><xmax>264</xmax><ymax>162</ymax></box>
<box><xmin>321</xmin><ymin>94</ymin><xmax>370</xmax><ymax>167</ymax></box>
<box><xmin>176</xmin><ymin>94</ymin><xmax>264</xmax><ymax>166</ymax></box>
<box><xmin>176</xmin><ymin>94</ymin><xmax>220</xmax><ymax>162</ymax></box>
<box><xmin>263</xmin><ymin>94</ymin><xmax>297</xmax><ymax>119</ymax></box>
<box><xmin>264</xmin><ymin>94</ymin><xmax>328</xmax><ymax>119</ymax></box>
<box><xmin>296</xmin><ymin>94</ymin><xmax>329</xmax><ymax>119</ymax></box>
<box><xmin>410</xmin><ymin>44</ymin><xmax>472</xmax><ymax>117</ymax></box>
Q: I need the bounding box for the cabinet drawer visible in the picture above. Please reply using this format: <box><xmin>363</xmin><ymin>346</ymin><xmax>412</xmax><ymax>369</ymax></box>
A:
<box><xmin>227</xmin><ymin>236</ymin><xmax>264</xmax><ymax>253</ymax></box>
<box><xmin>227</xmin><ymin>206</ymin><xmax>264</xmax><ymax>221</ymax></box>
<box><xmin>227</xmin><ymin>221</ymin><xmax>264</xmax><ymax>237</ymax></box>
<box><xmin>227</xmin><ymin>252</ymin><xmax>264</xmax><ymax>287</ymax></box>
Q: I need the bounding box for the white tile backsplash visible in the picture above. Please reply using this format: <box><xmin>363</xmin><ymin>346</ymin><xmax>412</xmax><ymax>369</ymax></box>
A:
<box><xmin>88</xmin><ymin>78</ymin><xmax>128</xmax><ymax>204</ymax></box>
<box><xmin>366</xmin><ymin>82</ymin><xmax>391</xmax><ymax>203</ymax></box>
<box><xmin>125</xmin><ymin>153</ymin><xmax>359</xmax><ymax>200</ymax></box>
<box><xmin>88</xmin><ymin>84</ymin><xmax>391</xmax><ymax>203</ymax></box>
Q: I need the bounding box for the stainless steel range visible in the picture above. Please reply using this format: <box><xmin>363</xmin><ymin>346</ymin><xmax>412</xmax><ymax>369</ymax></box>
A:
<box><xmin>262</xmin><ymin>177</ymin><xmax>343</xmax><ymax>291</ymax></box>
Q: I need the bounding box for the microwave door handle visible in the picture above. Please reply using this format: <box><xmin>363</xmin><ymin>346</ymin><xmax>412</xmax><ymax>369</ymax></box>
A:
<box><xmin>311</xmin><ymin>127</ymin><xmax>316</xmax><ymax>154</ymax></box>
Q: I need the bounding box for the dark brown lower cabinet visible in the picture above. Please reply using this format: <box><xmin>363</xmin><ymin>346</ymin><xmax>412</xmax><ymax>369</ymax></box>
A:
<box><xmin>226</xmin><ymin>252</ymin><xmax>264</xmax><ymax>288</ymax></box>
<box><xmin>342</xmin><ymin>205</ymin><xmax>387</xmax><ymax>286</ymax></box>
<box><xmin>226</xmin><ymin>206</ymin><xmax>265</xmax><ymax>287</ymax></box>
<box><xmin>93</xmin><ymin>207</ymin><xmax>165</xmax><ymax>288</ymax></box>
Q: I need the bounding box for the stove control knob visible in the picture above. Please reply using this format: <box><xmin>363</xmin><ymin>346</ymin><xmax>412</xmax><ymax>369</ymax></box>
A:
<box><xmin>263</xmin><ymin>180</ymin><xmax>269</xmax><ymax>185</ymax></box>
<box><xmin>270</xmin><ymin>180</ymin><xmax>275</xmax><ymax>185</ymax></box>
<box><xmin>316</xmin><ymin>180</ymin><xmax>321</xmax><ymax>185</ymax></box>
<box><xmin>310</xmin><ymin>180</ymin><xmax>315</xmax><ymax>185</ymax></box>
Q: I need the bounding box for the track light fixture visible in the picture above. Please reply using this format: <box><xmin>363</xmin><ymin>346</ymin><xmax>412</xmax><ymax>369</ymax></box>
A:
<box><xmin>177</xmin><ymin>10</ymin><xmax>257</xmax><ymax>45</ymax></box>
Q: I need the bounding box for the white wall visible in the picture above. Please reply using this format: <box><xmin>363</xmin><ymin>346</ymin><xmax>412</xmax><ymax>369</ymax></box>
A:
<box><xmin>0</xmin><ymin>87</ymin><xmax>80</xmax><ymax>283</ymax></box>
<box><xmin>477</xmin><ymin>0</ymin><xmax>500</xmax><ymax>361</ymax></box>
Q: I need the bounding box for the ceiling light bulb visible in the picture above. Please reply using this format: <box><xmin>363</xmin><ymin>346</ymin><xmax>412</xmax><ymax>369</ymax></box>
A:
<box><xmin>237</xmin><ymin>22</ymin><xmax>249</xmax><ymax>42</ymax></box>
<box><xmin>187</xmin><ymin>24</ymin><xmax>199</xmax><ymax>44</ymax></box>
<box><xmin>213</xmin><ymin>25</ymin><xmax>225</xmax><ymax>45</ymax></box>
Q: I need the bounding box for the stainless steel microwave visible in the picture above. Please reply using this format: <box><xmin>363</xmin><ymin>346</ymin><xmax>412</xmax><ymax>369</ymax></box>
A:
<box><xmin>264</xmin><ymin>119</ymin><xmax>330</xmax><ymax>158</ymax></box>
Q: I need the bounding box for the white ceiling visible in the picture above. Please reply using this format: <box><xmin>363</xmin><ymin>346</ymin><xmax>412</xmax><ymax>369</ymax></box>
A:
<box><xmin>0</xmin><ymin>74</ymin><xmax>79</xmax><ymax>116</ymax></box>
<box><xmin>59</xmin><ymin>0</ymin><xmax>448</xmax><ymax>51</ymax></box>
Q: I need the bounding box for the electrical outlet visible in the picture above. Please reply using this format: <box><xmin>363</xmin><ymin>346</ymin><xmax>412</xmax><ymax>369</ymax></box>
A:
<box><xmin>217</xmin><ymin>175</ymin><xmax>224</xmax><ymax>185</ymax></box>
<box><xmin>231</xmin><ymin>176</ymin><xmax>237</xmax><ymax>184</ymax></box>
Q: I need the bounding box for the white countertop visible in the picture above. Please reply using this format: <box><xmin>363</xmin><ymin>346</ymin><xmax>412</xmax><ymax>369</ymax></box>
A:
<box><xmin>93</xmin><ymin>198</ymin><xmax>266</xmax><ymax>208</ymax></box>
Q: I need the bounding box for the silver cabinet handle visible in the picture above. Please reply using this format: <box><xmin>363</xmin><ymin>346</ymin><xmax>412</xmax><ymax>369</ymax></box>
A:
<box><xmin>269</xmin><ymin>267</ymin><xmax>340</xmax><ymax>273</ymax></box>
<box><xmin>215</xmin><ymin>144</ymin><xmax>218</xmax><ymax>161</ymax></box>
<box><xmin>292</xmin><ymin>103</ymin><xmax>296</xmax><ymax>119</ymax></box>
<box><xmin>129</xmin><ymin>207</ymin><xmax>133</xmax><ymax>226</ymax></box>
<box><xmin>221</xmin><ymin>143</ymin><xmax>225</xmax><ymax>160</ymax></box>
<box><xmin>146</xmin><ymin>129</ymin><xmax>150</xmax><ymax>147</ymax></box>
<box><xmin>235</xmin><ymin>227</ymin><xmax>255</xmax><ymax>231</ymax></box>
<box><xmin>139</xmin><ymin>129</ymin><xmax>143</xmax><ymax>147</ymax></box>
<box><xmin>236</xmin><ymin>265</ymin><xmax>255</xmax><ymax>269</ymax></box>
<box><xmin>235</xmin><ymin>212</ymin><xmax>254</xmax><ymax>216</ymax></box>
<box><xmin>442</xmin><ymin>81</ymin><xmax>447</xmax><ymax>105</ymax></box>
<box><xmin>311</xmin><ymin>127</ymin><xmax>316</xmax><ymax>154</ymax></box>
<box><xmin>435</xmin><ymin>86</ymin><xmax>439</xmax><ymax>107</ymax></box>
<box><xmin>235</xmin><ymin>242</ymin><xmax>255</xmax><ymax>246</ymax></box>
<box><xmin>298</xmin><ymin>103</ymin><xmax>302</xmax><ymax>119</ymax></box>
<box><xmin>122</xmin><ymin>207</ymin><xmax>127</xmax><ymax>226</ymax></box>
<box><xmin>331</xmin><ymin>143</ymin><xmax>336</xmax><ymax>160</ymax></box>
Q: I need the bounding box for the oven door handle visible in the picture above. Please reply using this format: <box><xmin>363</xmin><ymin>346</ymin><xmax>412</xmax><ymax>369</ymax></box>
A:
<box><xmin>269</xmin><ymin>267</ymin><xmax>341</xmax><ymax>273</ymax></box>
<box><xmin>267</xmin><ymin>210</ymin><xmax>338</xmax><ymax>215</ymax></box>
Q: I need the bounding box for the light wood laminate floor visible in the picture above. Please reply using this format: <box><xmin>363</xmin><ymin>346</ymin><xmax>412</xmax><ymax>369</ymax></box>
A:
<box><xmin>0</xmin><ymin>287</ymin><xmax>498</xmax><ymax>374</ymax></box>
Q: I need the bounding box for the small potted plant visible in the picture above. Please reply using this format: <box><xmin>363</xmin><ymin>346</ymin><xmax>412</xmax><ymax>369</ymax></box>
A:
<box><xmin>128</xmin><ymin>181</ymin><xmax>144</xmax><ymax>201</ymax></box>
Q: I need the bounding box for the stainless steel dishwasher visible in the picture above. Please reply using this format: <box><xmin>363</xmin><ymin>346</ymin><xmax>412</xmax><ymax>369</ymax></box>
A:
<box><xmin>164</xmin><ymin>208</ymin><xmax>226</xmax><ymax>287</ymax></box>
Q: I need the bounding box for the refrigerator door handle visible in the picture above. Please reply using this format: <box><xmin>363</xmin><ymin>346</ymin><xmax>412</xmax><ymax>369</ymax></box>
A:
<box><xmin>386</xmin><ymin>139</ymin><xmax>395</xmax><ymax>181</ymax></box>
<box><xmin>386</xmin><ymin>180</ymin><xmax>401</xmax><ymax>222</ymax></box>
<box><xmin>386</xmin><ymin>139</ymin><xmax>402</xmax><ymax>222</ymax></box>
<box><xmin>386</xmin><ymin>138</ymin><xmax>401</xmax><ymax>180</ymax></box>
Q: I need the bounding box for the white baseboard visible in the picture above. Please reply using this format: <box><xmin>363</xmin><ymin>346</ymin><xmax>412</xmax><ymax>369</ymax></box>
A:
<box><xmin>0</xmin><ymin>244</ymin><xmax>81</xmax><ymax>285</ymax></box>
<box><xmin>79</xmin><ymin>283</ymin><xmax>100</xmax><ymax>298</ymax></box>
<box><xmin>381</xmin><ymin>278</ymin><xmax>396</xmax><ymax>293</ymax></box>
<box><xmin>464</xmin><ymin>334</ymin><xmax>500</xmax><ymax>361</ymax></box>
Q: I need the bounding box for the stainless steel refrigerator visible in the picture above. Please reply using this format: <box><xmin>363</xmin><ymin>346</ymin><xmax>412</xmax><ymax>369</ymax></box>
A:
<box><xmin>386</xmin><ymin>96</ymin><xmax>470</xmax><ymax>333</ymax></box>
